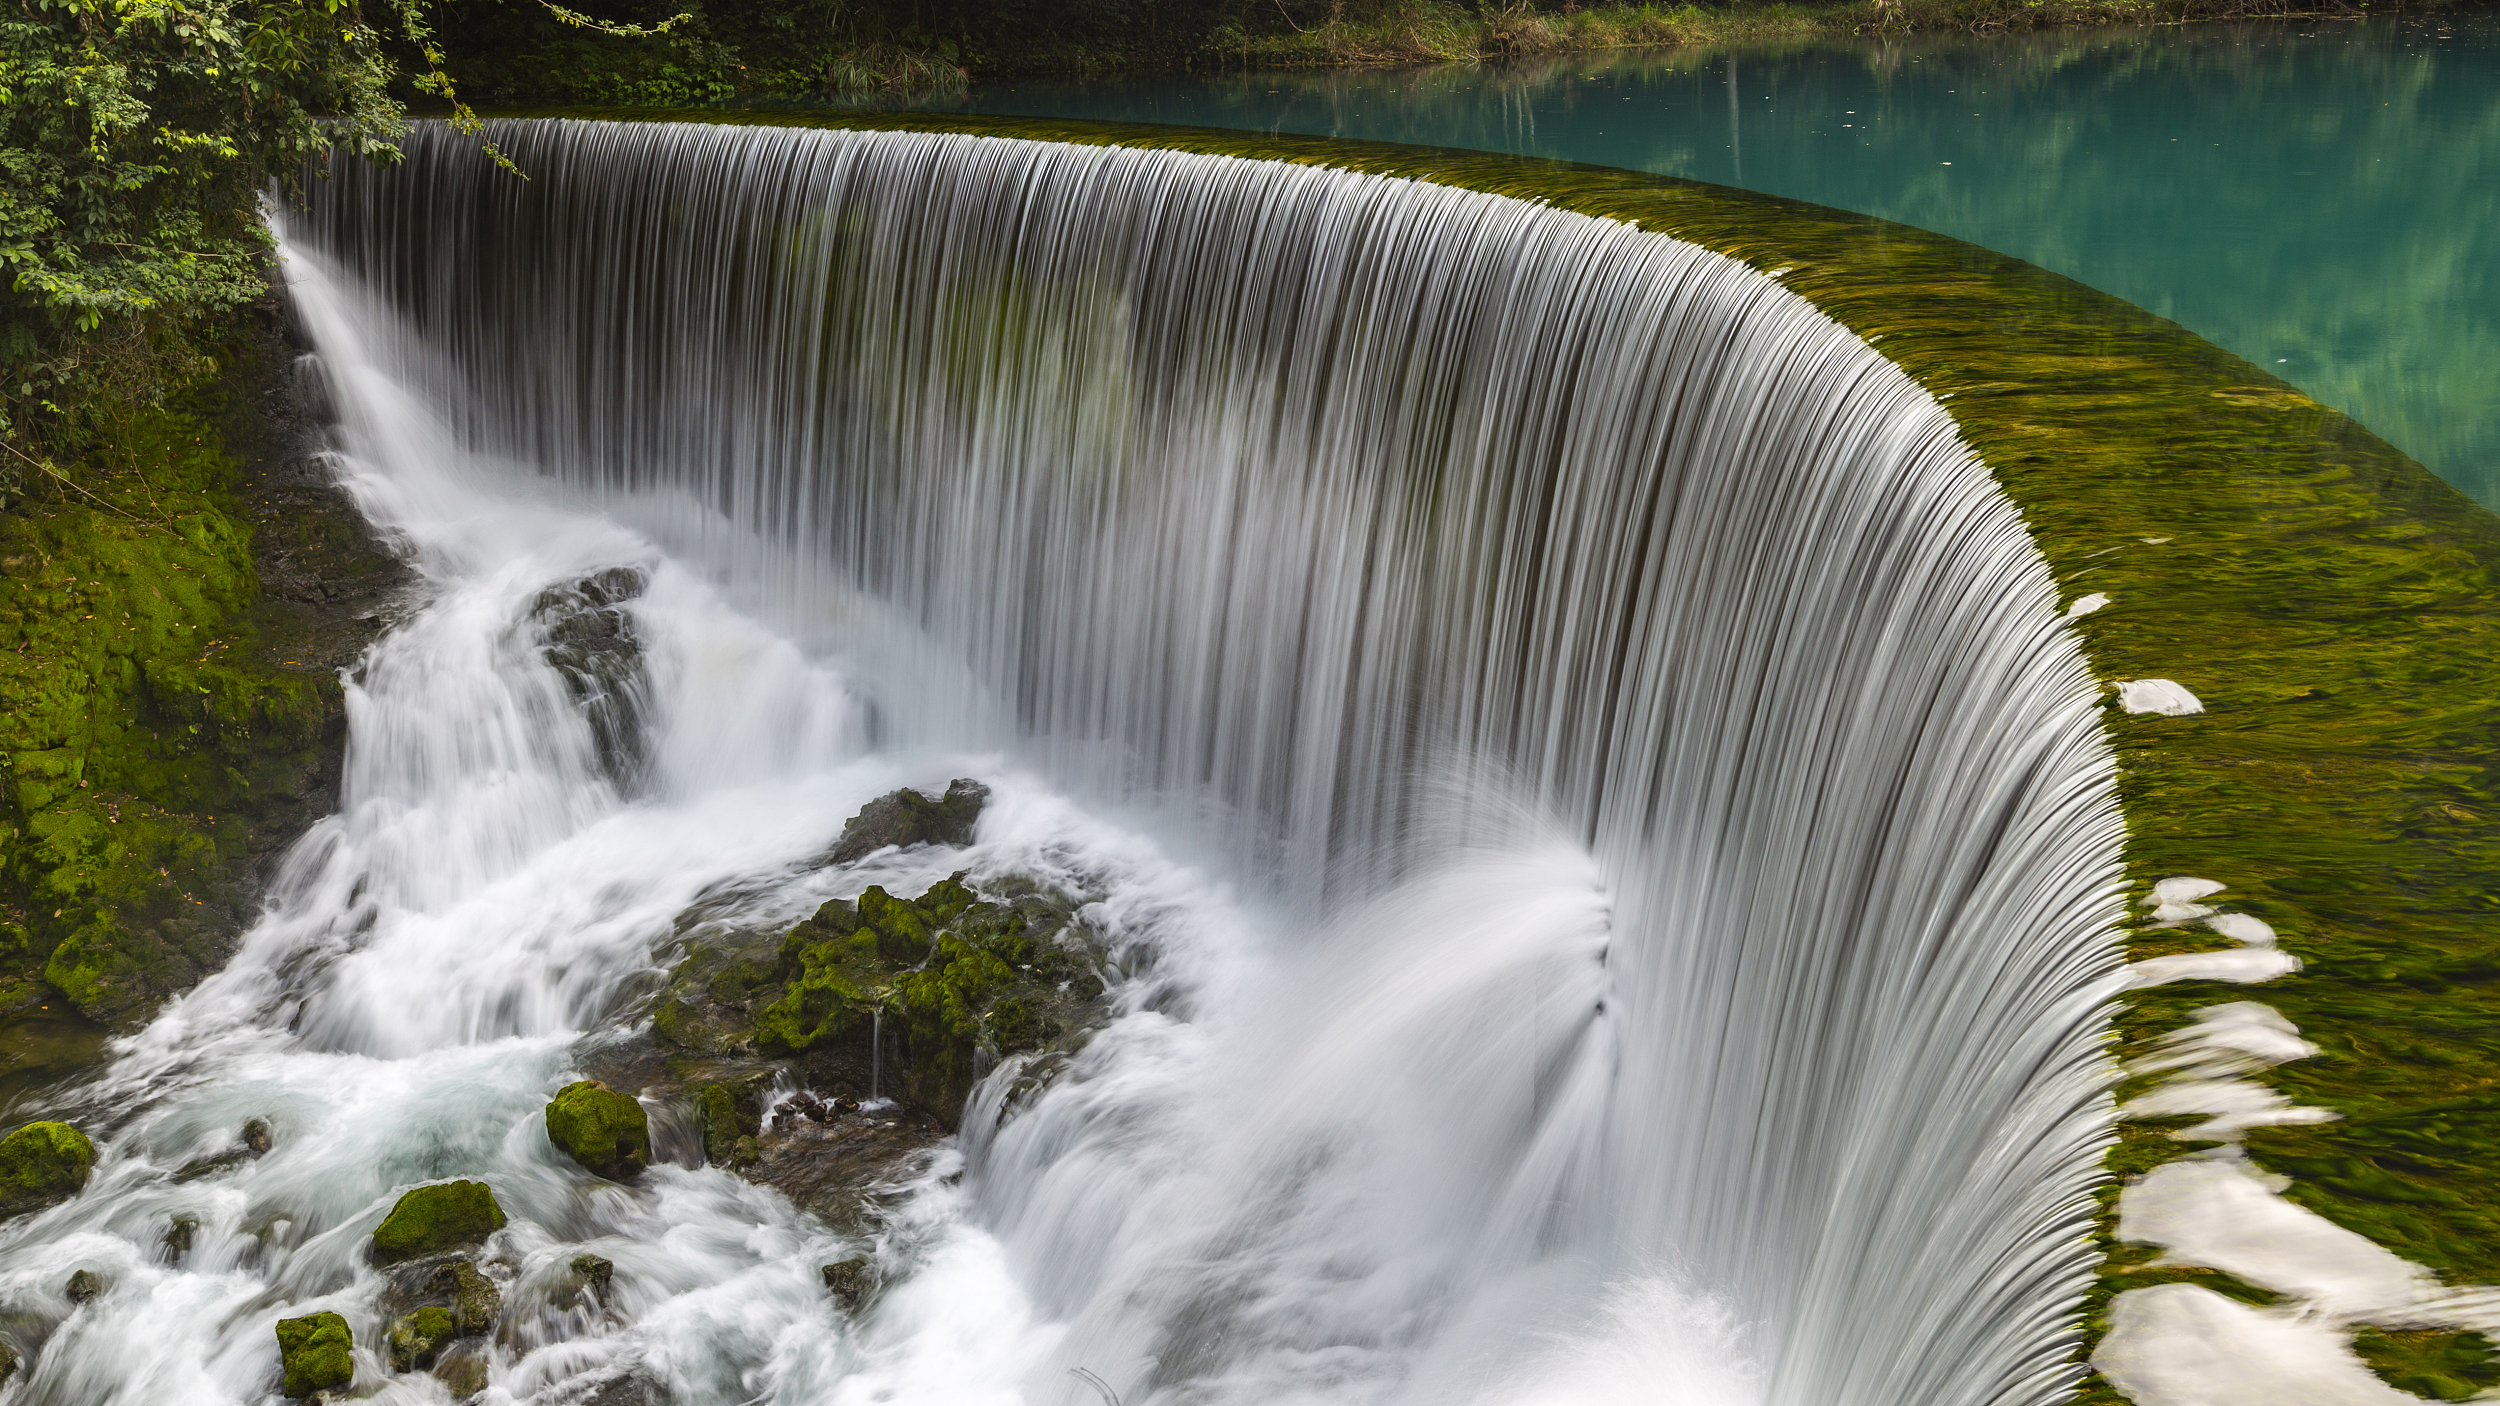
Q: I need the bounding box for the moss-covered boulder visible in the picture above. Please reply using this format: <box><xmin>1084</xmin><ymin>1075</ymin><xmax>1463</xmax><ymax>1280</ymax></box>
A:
<box><xmin>827</xmin><ymin>779</ymin><xmax>988</xmax><ymax>863</ymax></box>
<box><xmin>0</xmin><ymin>1120</ymin><xmax>94</xmax><ymax>1216</ymax></box>
<box><xmin>543</xmin><ymin>1080</ymin><xmax>649</xmax><ymax>1180</ymax></box>
<box><xmin>371</xmin><ymin>1180</ymin><xmax>505</xmax><ymax>1264</ymax></box>
<box><xmin>695</xmin><ymin>1082</ymin><xmax>760</xmax><ymax>1168</ymax></box>
<box><xmin>436</xmin><ymin>1259</ymin><xmax>502</xmax><ymax>1335</ymax></box>
<box><xmin>388</xmin><ymin>1305</ymin><xmax>454</xmax><ymax>1371</ymax></box>
<box><xmin>275</xmin><ymin>1311</ymin><xmax>353</xmax><ymax>1398</ymax></box>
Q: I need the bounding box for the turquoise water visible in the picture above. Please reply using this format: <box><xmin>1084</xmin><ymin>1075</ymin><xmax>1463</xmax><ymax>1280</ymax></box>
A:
<box><xmin>901</xmin><ymin>13</ymin><xmax>2500</xmax><ymax>509</ymax></box>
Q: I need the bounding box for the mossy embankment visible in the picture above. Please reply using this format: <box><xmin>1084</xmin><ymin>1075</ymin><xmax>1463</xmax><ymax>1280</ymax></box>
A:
<box><xmin>0</xmin><ymin>297</ymin><xmax>404</xmax><ymax>1055</ymax></box>
<box><xmin>513</xmin><ymin>109</ymin><xmax>2500</xmax><ymax>1397</ymax></box>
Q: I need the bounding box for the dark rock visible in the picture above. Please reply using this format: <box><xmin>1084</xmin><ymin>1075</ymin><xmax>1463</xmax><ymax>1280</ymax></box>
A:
<box><xmin>64</xmin><ymin>1268</ymin><xmax>103</xmax><ymax>1303</ymax></box>
<box><xmin>275</xmin><ymin>1311</ymin><xmax>354</xmax><ymax>1398</ymax></box>
<box><xmin>388</xmin><ymin>1305</ymin><xmax>455</xmax><ymax>1371</ymax></box>
<box><xmin>0</xmin><ymin>1120</ymin><xmax>93</xmax><ymax>1216</ymax></box>
<box><xmin>821</xmin><ymin>1256</ymin><xmax>873</xmax><ymax>1309</ymax></box>
<box><xmin>695</xmin><ymin>1083</ymin><xmax>761</xmax><ymax>1168</ymax></box>
<box><xmin>174</xmin><ymin>1116</ymin><xmax>278</xmax><ymax>1182</ymax></box>
<box><xmin>164</xmin><ymin>1213</ymin><xmax>197</xmax><ymax>1258</ymax></box>
<box><xmin>435</xmin><ymin>1259</ymin><xmax>502</xmax><ymax>1336</ymax></box>
<box><xmin>0</xmin><ymin>1341</ymin><xmax>17</xmax><ymax>1385</ymax></box>
<box><xmin>544</xmin><ymin>1080</ymin><xmax>651</xmax><ymax>1180</ymax></box>
<box><xmin>570</xmin><ymin>1252</ymin><xmax>615</xmax><ymax>1302</ymax></box>
<box><xmin>828</xmin><ymin>779</ymin><xmax>989</xmax><ymax>864</ymax></box>
<box><xmin>435</xmin><ymin>1346</ymin><xmax>489</xmax><ymax>1399</ymax></box>
<box><xmin>530</xmin><ymin>567</ymin><xmax>651</xmax><ymax>787</ymax></box>
<box><xmin>583</xmin><ymin>1370</ymin><xmax>669</xmax><ymax>1406</ymax></box>
<box><xmin>371</xmin><ymin>1180</ymin><xmax>506</xmax><ymax>1264</ymax></box>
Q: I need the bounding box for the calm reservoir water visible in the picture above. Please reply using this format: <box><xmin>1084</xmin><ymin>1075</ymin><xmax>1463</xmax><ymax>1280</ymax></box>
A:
<box><xmin>901</xmin><ymin>12</ymin><xmax>2500</xmax><ymax>510</ymax></box>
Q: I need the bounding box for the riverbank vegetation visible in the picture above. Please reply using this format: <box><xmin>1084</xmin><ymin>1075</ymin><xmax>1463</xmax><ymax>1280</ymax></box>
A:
<box><xmin>422</xmin><ymin>0</ymin><xmax>2463</xmax><ymax>104</ymax></box>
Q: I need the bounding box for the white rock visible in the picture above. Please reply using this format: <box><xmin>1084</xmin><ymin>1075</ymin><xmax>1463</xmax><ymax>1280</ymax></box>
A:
<box><xmin>2120</xmin><ymin>679</ymin><xmax>2206</xmax><ymax>715</ymax></box>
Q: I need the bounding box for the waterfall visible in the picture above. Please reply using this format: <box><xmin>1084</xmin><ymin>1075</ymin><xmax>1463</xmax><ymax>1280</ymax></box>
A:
<box><xmin>0</xmin><ymin>116</ymin><xmax>2122</xmax><ymax>1405</ymax></box>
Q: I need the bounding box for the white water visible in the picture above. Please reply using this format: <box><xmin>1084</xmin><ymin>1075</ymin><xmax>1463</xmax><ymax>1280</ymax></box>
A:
<box><xmin>0</xmin><ymin>120</ymin><xmax>2125</xmax><ymax>1405</ymax></box>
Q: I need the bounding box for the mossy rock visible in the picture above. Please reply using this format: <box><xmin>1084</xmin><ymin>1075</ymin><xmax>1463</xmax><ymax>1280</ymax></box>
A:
<box><xmin>436</xmin><ymin>1259</ymin><xmax>503</xmax><ymax>1335</ymax></box>
<box><xmin>0</xmin><ymin>1120</ymin><xmax>93</xmax><ymax>1216</ymax></box>
<box><xmin>388</xmin><ymin>1304</ymin><xmax>455</xmax><ymax>1371</ymax></box>
<box><xmin>275</xmin><ymin>1310</ymin><xmax>354</xmax><ymax>1398</ymax></box>
<box><xmin>371</xmin><ymin>1180</ymin><xmax>506</xmax><ymax>1264</ymax></box>
<box><xmin>543</xmin><ymin>1080</ymin><xmax>650</xmax><ymax>1180</ymax></box>
<box><xmin>695</xmin><ymin>1082</ymin><xmax>760</xmax><ymax>1167</ymax></box>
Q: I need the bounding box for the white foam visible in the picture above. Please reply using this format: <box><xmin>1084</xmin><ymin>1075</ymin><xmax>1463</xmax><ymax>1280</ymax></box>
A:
<box><xmin>2094</xmin><ymin>1283</ymin><xmax>2425</xmax><ymax>1406</ymax></box>
<box><xmin>2119</xmin><ymin>679</ymin><xmax>2205</xmax><ymax>716</ymax></box>
<box><xmin>2125</xmin><ymin>948</ymin><xmax>2301</xmax><ymax>988</ymax></box>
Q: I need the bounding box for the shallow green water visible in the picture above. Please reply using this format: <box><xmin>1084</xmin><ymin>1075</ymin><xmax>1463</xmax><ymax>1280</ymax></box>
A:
<box><xmin>899</xmin><ymin>13</ymin><xmax>2500</xmax><ymax>509</ymax></box>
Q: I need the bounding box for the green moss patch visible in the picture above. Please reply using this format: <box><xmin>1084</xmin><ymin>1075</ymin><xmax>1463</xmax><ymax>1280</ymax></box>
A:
<box><xmin>2352</xmin><ymin>1327</ymin><xmax>2500</xmax><ymax>1402</ymax></box>
<box><xmin>543</xmin><ymin>1080</ymin><xmax>651</xmax><ymax>1180</ymax></box>
<box><xmin>274</xmin><ymin>1310</ymin><xmax>353</xmax><ymax>1398</ymax></box>
<box><xmin>388</xmin><ymin>1305</ymin><xmax>455</xmax><ymax>1371</ymax></box>
<box><xmin>0</xmin><ymin>1119</ymin><xmax>93</xmax><ymax>1216</ymax></box>
<box><xmin>371</xmin><ymin>1180</ymin><xmax>507</xmax><ymax>1264</ymax></box>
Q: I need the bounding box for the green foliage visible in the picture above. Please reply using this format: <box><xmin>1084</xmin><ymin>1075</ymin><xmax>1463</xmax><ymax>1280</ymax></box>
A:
<box><xmin>370</xmin><ymin>1179</ymin><xmax>505</xmax><ymax>1263</ymax></box>
<box><xmin>0</xmin><ymin>1118</ymin><xmax>92</xmax><ymax>1214</ymax></box>
<box><xmin>0</xmin><ymin>0</ymin><xmax>402</xmax><ymax>442</ymax></box>
<box><xmin>542</xmin><ymin>1078</ymin><xmax>650</xmax><ymax>1179</ymax></box>
<box><xmin>272</xmin><ymin>1310</ymin><xmax>352</xmax><ymax>1398</ymax></box>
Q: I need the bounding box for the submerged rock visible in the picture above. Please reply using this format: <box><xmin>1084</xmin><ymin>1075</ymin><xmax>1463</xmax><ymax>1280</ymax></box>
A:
<box><xmin>436</xmin><ymin>1347</ymin><xmax>489</xmax><ymax>1398</ymax></box>
<box><xmin>544</xmin><ymin>1080</ymin><xmax>650</xmax><ymax>1180</ymax></box>
<box><xmin>173</xmin><ymin>1115</ymin><xmax>278</xmax><ymax>1182</ymax></box>
<box><xmin>827</xmin><ymin>779</ymin><xmax>989</xmax><ymax>864</ymax></box>
<box><xmin>0</xmin><ymin>1341</ymin><xmax>17</xmax><ymax>1385</ymax></box>
<box><xmin>0</xmin><ymin>1120</ymin><xmax>93</xmax><ymax>1216</ymax></box>
<box><xmin>388</xmin><ymin>1305</ymin><xmax>455</xmax><ymax>1371</ymax></box>
<box><xmin>371</xmin><ymin>1180</ymin><xmax>506</xmax><ymax>1264</ymax></box>
<box><xmin>437</xmin><ymin>1259</ymin><xmax>503</xmax><ymax>1335</ymax></box>
<box><xmin>164</xmin><ymin>1213</ymin><xmax>197</xmax><ymax>1258</ymax></box>
<box><xmin>64</xmin><ymin>1268</ymin><xmax>103</xmax><ymax>1304</ymax></box>
<box><xmin>275</xmin><ymin>1311</ymin><xmax>354</xmax><ymax>1398</ymax></box>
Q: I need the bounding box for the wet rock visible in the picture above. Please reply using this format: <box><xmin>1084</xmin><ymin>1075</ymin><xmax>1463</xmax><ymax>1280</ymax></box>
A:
<box><xmin>530</xmin><ymin>566</ymin><xmax>651</xmax><ymax>786</ymax></box>
<box><xmin>583</xmin><ymin>1370</ymin><xmax>669</xmax><ymax>1405</ymax></box>
<box><xmin>570</xmin><ymin>1252</ymin><xmax>615</xmax><ymax>1303</ymax></box>
<box><xmin>388</xmin><ymin>1305</ymin><xmax>455</xmax><ymax>1371</ymax></box>
<box><xmin>435</xmin><ymin>1346</ymin><xmax>489</xmax><ymax>1398</ymax></box>
<box><xmin>544</xmin><ymin>1080</ymin><xmax>650</xmax><ymax>1180</ymax></box>
<box><xmin>371</xmin><ymin>1180</ymin><xmax>506</xmax><ymax>1264</ymax></box>
<box><xmin>173</xmin><ymin>1116</ymin><xmax>278</xmax><ymax>1182</ymax></box>
<box><xmin>0</xmin><ymin>1120</ymin><xmax>93</xmax><ymax>1216</ymax></box>
<box><xmin>164</xmin><ymin>1213</ymin><xmax>198</xmax><ymax>1258</ymax></box>
<box><xmin>275</xmin><ymin>1310</ymin><xmax>354</xmax><ymax>1398</ymax></box>
<box><xmin>827</xmin><ymin>779</ymin><xmax>989</xmax><ymax>864</ymax></box>
<box><xmin>0</xmin><ymin>1341</ymin><xmax>17</xmax><ymax>1385</ymax></box>
<box><xmin>64</xmin><ymin>1268</ymin><xmax>103</xmax><ymax>1303</ymax></box>
<box><xmin>695</xmin><ymin>1082</ymin><xmax>761</xmax><ymax>1168</ymax></box>
<box><xmin>821</xmin><ymin>1256</ymin><xmax>872</xmax><ymax>1309</ymax></box>
<box><xmin>436</xmin><ymin>1259</ymin><xmax>503</xmax><ymax>1335</ymax></box>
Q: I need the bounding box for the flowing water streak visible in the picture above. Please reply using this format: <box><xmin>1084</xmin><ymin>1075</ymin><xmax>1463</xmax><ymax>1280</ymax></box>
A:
<box><xmin>280</xmin><ymin>118</ymin><xmax>2128</xmax><ymax>1406</ymax></box>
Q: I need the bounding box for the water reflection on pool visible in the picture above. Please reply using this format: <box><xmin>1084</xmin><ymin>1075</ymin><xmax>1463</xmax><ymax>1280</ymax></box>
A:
<box><xmin>900</xmin><ymin>13</ymin><xmax>2500</xmax><ymax>509</ymax></box>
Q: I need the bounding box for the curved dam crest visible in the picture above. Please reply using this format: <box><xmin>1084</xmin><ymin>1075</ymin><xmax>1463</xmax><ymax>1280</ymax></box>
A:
<box><xmin>0</xmin><ymin>111</ymin><xmax>2487</xmax><ymax>1406</ymax></box>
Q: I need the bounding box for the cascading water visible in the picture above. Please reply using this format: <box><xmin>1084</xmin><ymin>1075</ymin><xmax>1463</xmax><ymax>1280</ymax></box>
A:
<box><xmin>0</xmin><ymin>117</ymin><xmax>2125</xmax><ymax>1406</ymax></box>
